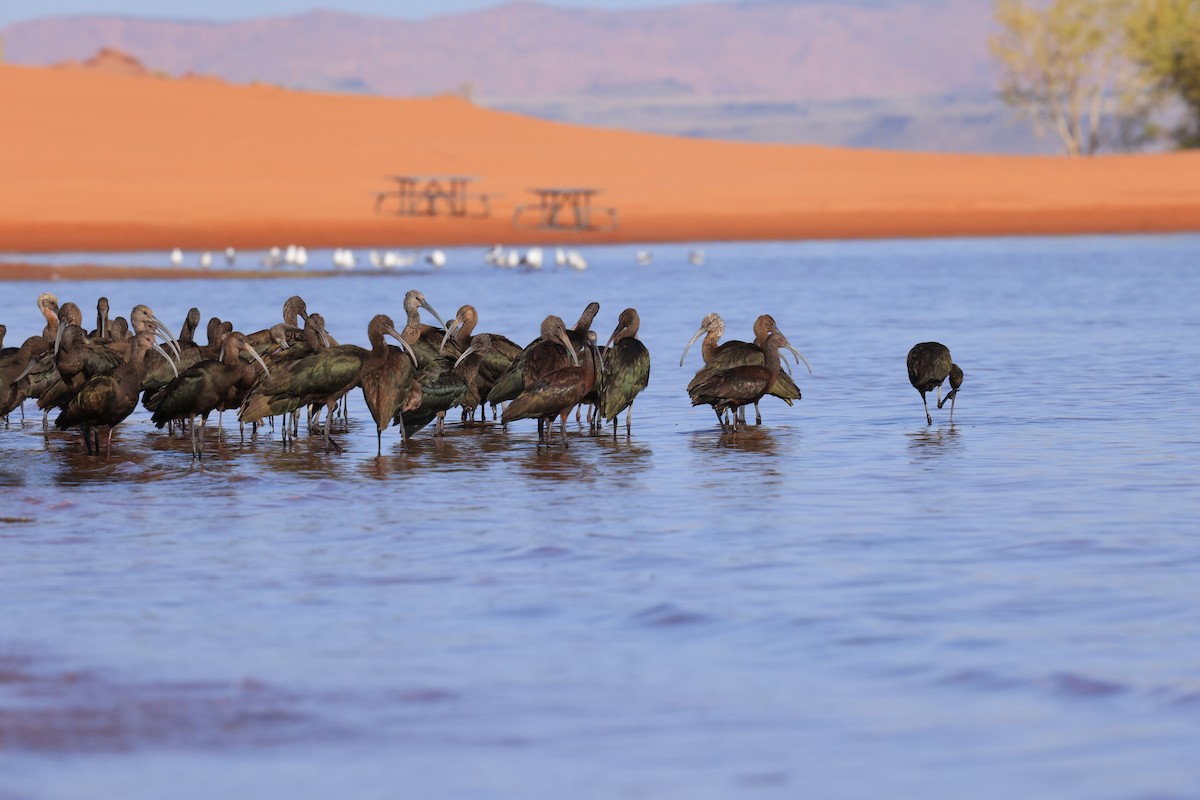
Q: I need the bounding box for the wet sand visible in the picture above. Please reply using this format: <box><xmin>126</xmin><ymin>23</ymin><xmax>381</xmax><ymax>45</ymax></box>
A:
<box><xmin>1</xmin><ymin>60</ymin><xmax>1199</xmax><ymax>261</ymax></box>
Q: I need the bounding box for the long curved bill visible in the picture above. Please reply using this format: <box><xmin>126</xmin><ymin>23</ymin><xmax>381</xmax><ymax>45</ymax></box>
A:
<box><xmin>453</xmin><ymin>344</ymin><xmax>476</xmax><ymax>368</ymax></box>
<box><xmin>242</xmin><ymin>343</ymin><xmax>271</xmax><ymax>379</ymax></box>
<box><xmin>420</xmin><ymin>298</ymin><xmax>446</xmax><ymax>329</ymax></box>
<box><xmin>786</xmin><ymin>342</ymin><xmax>812</xmax><ymax>374</ymax></box>
<box><xmin>600</xmin><ymin>329</ymin><xmax>622</xmax><ymax>374</ymax></box>
<box><xmin>53</xmin><ymin>321</ymin><xmax>65</xmax><ymax>356</ymax></box>
<box><xmin>386</xmin><ymin>326</ymin><xmax>419</xmax><ymax>368</ymax></box>
<box><xmin>313</xmin><ymin>319</ymin><xmax>331</xmax><ymax>349</ymax></box>
<box><xmin>558</xmin><ymin>331</ymin><xmax>579</xmax><ymax>366</ymax></box>
<box><xmin>440</xmin><ymin>318</ymin><xmax>462</xmax><ymax>354</ymax></box>
<box><xmin>151</xmin><ymin>340</ymin><xmax>179</xmax><ymax>378</ymax></box>
<box><xmin>16</xmin><ymin>357</ymin><xmax>40</xmax><ymax>383</ymax></box>
<box><xmin>150</xmin><ymin>314</ymin><xmax>182</xmax><ymax>360</ymax></box>
<box><xmin>679</xmin><ymin>325</ymin><xmax>706</xmax><ymax>367</ymax></box>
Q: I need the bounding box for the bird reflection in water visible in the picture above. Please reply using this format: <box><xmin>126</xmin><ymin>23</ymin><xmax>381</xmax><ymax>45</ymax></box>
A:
<box><xmin>907</xmin><ymin>424</ymin><xmax>961</xmax><ymax>463</ymax></box>
<box><xmin>519</xmin><ymin>448</ymin><xmax>597</xmax><ymax>484</ymax></box>
<box><xmin>689</xmin><ymin>426</ymin><xmax>780</xmax><ymax>456</ymax></box>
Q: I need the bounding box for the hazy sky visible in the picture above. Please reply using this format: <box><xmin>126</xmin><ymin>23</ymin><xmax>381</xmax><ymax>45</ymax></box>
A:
<box><xmin>0</xmin><ymin>0</ymin><xmax>720</xmax><ymax>27</ymax></box>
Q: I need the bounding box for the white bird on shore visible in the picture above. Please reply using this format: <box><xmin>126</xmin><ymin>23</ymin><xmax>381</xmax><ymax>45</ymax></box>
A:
<box><xmin>635</xmin><ymin>250</ymin><xmax>653</xmax><ymax>265</ymax></box>
<box><xmin>688</xmin><ymin>249</ymin><xmax>705</xmax><ymax>265</ymax></box>
<box><xmin>170</xmin><ymin>248</ymin><xmax>183</xmax><ymax>266</ymax></box>
<box><xmin>295</xmin><ymin>246</ymin><xmax>308</xmax><ymax>267</ymax></box>
<box><xmin>566</xmin><ymin>249</ymin><xmax>587</xmax><ymax>271</ymax></box>
<box><xmin>554</xmin><ymin>247</ymin><xmax>567</xmax><ymax>268</ymax></box>
<box><xmin>333</xmin><ymin>248</ymin><xmax>357</xmax><ymax>270</ymax></box>
<box><xmin>504</xmin><ymin>249</ymin><xmax>520</xmax><ymax>269</ymax></box>
<box><xmin>426</xmin><ymin>249</ymin><xmax>446</xmax><ymax>269</ymax></box>
<box><xmin>199</xmin><ymin>251</ymin><xmax>213</xmax><ymax>269</ymax></box>
<box><xmin>384</xmin><ymin>250</ymin><xmax>416</xmax><ymax>268</ymax></box>
<box><xmin>484</xmin><ymin>244</ymin><xmax>504</xmax><ymax>266</ymax></box>
<box><xmin>262</xmin><ymin>246</ymin><xmax>283</xmax><ymax>268</ymax></box>
<box><xmin>224</xmin><ymin>246</ymin><xmax>236</xmax><ymax>266</ymax></box>
<box><xmin>368</xmin><ymin>250</ymin><xmax>382</xmax><ymax>269</ymax></box>
<box><xmin>522</xmin><ymin>247</ymin><xmax>544</xmax><ymax>270</ymax></box>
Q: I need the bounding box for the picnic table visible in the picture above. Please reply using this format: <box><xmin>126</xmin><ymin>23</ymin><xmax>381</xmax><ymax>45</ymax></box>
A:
<box><xmin>511</xmin><ymin>187</ymin><xmax>617</xmax><ymax>232</ymax></box>
<box><xmin>374</xmin><ymin>175</ymin><xmax>491</xmax><ymax>218</ymax></box>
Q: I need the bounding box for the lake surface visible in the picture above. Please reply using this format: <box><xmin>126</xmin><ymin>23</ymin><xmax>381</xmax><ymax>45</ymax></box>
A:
<box><xmin>1</xmin><ymin>235</ymin><xmax>1198</xmax><ymax>799</ymax></box>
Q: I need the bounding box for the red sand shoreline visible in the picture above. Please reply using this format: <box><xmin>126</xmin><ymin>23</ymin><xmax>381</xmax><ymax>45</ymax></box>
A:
<box><xmin>2</xmin><ymin>61</ymin><xmax>1199</xmax><ymax>262</ymax></box>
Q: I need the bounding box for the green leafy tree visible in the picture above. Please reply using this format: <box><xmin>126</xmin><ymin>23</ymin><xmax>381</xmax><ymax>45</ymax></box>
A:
<box><xmin>990</xmin><ymin>0</ymin><xmax>1145</xmax><ymax>155</ymax></box>
<box><xmin>1126</xmin><ymin>0</ymin><xmax>1200</xmax><ymax>147</ymax></box>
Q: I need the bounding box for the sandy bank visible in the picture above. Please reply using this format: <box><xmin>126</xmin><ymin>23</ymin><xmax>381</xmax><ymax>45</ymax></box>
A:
<box><xmin>1</xmin><ymin>61</ymin><xmax>1198</xmax><ymax>256</ymax></box>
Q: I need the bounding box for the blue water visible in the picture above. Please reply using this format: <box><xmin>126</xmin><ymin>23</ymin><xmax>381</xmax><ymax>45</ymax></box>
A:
<box><xmin>1</xmin><ymin>235</ymin><xmax>1198</xmax><ymax>799</ymax></box>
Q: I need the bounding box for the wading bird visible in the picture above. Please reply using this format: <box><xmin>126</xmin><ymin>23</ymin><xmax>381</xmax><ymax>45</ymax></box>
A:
<box><xmin>597</xmin><ymin>308</ymin><xmax>651</xmax><ymax>436</ymax></box>
<box><xmin>439</xmin><ymin>305</ymin><xmax>521</xmax><ymax>420</ymax></box>
<box><xmin>680</xmin><ymin>313</ymin><xmax>810</xmax><ymax>425</ymax></box>
<box><xmin>689</xmin><ymin>331</ymin><xmax>804</xmax><ymax>433</ymax></box>
<box><xmin>55</xmin><ymin>330</ymin><xmax>176</xmax><ymax>457</ymax></box>
<box><xmin>151</xmin><ymin>332</ymin><xmax>270</xmax><ymax>458</ymax></box>
<box><xmin>906</xmin><ymin>342</ymin><xmax>963</xmax><ymax>424</ymax></box>
<box><xmin>501</xmin><ymin>334</ymin><xmax>587</xmax><ymax>448</ymax></box>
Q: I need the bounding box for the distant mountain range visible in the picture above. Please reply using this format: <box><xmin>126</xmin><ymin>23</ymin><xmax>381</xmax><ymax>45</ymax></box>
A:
<box><xmin>1</xmin><ymin>1</ymin><xmax>995</xmax><ymax>98</ymax></box>
<box><xmin>0</xmin><ymin>1</ymin><xmax>1045</xmax><ymax>152</ymax></box>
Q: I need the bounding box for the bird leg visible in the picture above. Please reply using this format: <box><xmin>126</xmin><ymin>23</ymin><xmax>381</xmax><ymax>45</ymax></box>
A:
<box><xmin>754</xmin><ymin>402</ymin><xmax>761</xmax><ymax>426</ymax></box>
<box><xmin>105</xmin><ymin>427</ymin><xmax>114</xmax><ymax>460</ymax></box>
<box><xmin>626</xmin><ymin>403</ymin><xmax>633</xmax><ymax>436</ymax></box>
<box><xmin>558</xmin><ymin>410</ymin><xmax>570</xmax><ymax>448</ymax></box>
<box><xmin>921</xmin><ymin>392</ymin><xmax>932</xmax><ymax>425</ymax></box>
<box><xmin>714</xmin><ymin>407</ymin><xmax>728</xmax><ymax>433</ymax></box>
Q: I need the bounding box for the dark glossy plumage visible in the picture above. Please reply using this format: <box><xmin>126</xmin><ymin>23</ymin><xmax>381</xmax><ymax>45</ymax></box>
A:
<box><xmin>907</xmin><ymin>341</ymin><xmax>963</xmax><ymax>424</ymax></box>
<box><xmin>150</xmin><ymin>332</ymin><xmax>267</xmax><ymax>456</ymax></box>
<box><xmin>396</xmin><ymin>358</ymin><xmax>467</xmax><ymax>438</ymax></box>
<box><xmin>597</xmin><ymin>308</ymin><xmax>651</xmax><ymax>435</ymax></box>
<box><xmin>502</xmin><ymin>334</ymin><xmax>595</xmax><ymax>447</ymax></box>
<box><xmin>442</xmin><ymin>305</ymin><xmax>521</xmax><ymax>419</ymax></box>
<box><xmin>690</xmin><ymin>332</ymin><xmax>795</xmax><ymax>433</ymax></box>
<box><xmin>682</xmin><ymin>313</ymin><xmax>810</xmax><ymax>424</ymax></box>
<box><xmin>55</xmin><ymin>330</ymin><xmax>167</xmax><ymax>457</ymax></box>
<box><xmin>487</xmin><ymin>315</ymin><xmax>579</xmax><ymax>406</ymax></box>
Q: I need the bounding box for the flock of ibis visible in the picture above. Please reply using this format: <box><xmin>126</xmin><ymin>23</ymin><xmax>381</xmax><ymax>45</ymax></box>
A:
<box><xmin>0</xmin><ymin>290</ymin><xmax>963</xmax><ymax>459</ymax></box>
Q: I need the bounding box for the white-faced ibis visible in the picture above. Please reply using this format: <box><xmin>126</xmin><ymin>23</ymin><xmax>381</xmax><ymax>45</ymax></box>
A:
<box><xmin>151</xmin><ymin>331</ymin><xmax>270</xmax><ymax>458</ymax></box>
<box><xmin>1</xmin><ymin>335</ymin><xmax>52</xmax><ymax>422</ymax></box>
<box><xmin>500</xmin><ymin>335</ymin><xmax>588</xmax><ymax>448</ymax></box>
<box><xmin>689</xmin><ymin>331</ymin><xmax>804</xmax><ymax>433</ymax></box>
<box><xmin>239</xmin><ymin>315</ymin><xmax>412</xmax><ymax>452</ymax></box>
<box><xmin>907</xmin><ymin>342</ymin><xmax>963</xmax><ymax>425</ymax></box>
<box><xmin>597</xmin><ymin>308</ymin><xmax>651</xmax><ymax>436</ymax></box>
<box><xmin>440</xmin><ymin>305</ymin><xmax>522</xmax><ymax>420</ymax></box>
<box><xmin>450</xmin><ymin>334</ymin><xmax>498</xmax><ymax>423</ymax></box>
<box><xmin>36</xmin><ymin>292</ymin><xmax>59</xmax><ymax>340</ymax></box>
<box><xmin>354</xmin><ymin>315</ymin><xmax>418</xmax><ymax>454</ymax></box>
<box><xmin>394</xmin><ymin>356</ymin><xmax>468</xmax><ymax>440</ymax></box>
<box><xmin>246</xmin><ymin>296</ymin><xmax>322</xmax><ymax>351</ymax></box>
<box><xmin>399</xmin><ymin>289</ymin><xmax>449</xmax><ymax>366</ymax></box>
<box><xmin>488</xmin><ymin>315</ymin><xmax>580</xmax><ymax>438</ymax></box>
<box><xmin>54</xmin><ymin>330</ymin><xmax>176</xmax><ymax>457</ymax></box>
<box><xmin>90</xmin><ymin>297</ymin><xmax>110</xmax><ymax>340</ymax></box>
<box><xmin>680</xmin><ymin>312</ymin><xmax>811</xmax><ymax>425</ymax></box>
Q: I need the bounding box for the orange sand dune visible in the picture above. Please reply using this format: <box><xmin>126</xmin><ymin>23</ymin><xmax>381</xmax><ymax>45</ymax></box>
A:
<box><xmin>1</xmin><ymin>61</ymin><xmax>1198</xmax><ymax>254</ymax></box>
